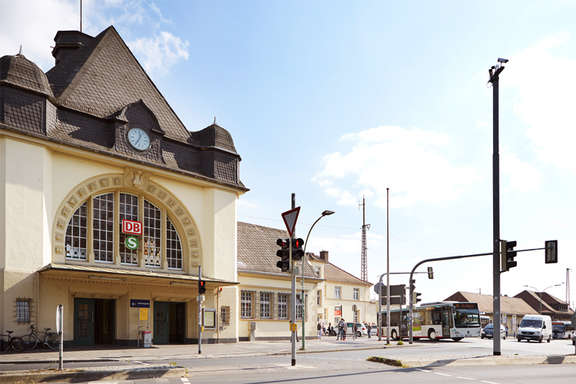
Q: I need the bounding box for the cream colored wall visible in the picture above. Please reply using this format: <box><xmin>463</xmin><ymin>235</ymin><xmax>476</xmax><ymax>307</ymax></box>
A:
<box><xmin>0</xmin><ymin>138</ymin><xmax>52</xmax><ymax>334</ymax></box>
<box><xmin>323</xmin><ymin>280</ymin><xmax>375</xmax><ymax>325</ymax></box>
<box><xmin>238</xmin><ymin>273</ymin><xmax>322</xmax><ymax>339</ymax></box>
<box><xmin>0</xmin><ymin>134</ymin><xmax>240</xmax><ymax>341</ymax></box>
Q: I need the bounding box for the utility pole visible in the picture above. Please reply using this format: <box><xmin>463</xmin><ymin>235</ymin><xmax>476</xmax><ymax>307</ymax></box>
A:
<box><xmin>386</xmin><ymin>188</ymin><xmax>390</xmax><ymax>344</ymax></box>
<box><xmin>567</xmin><ymin>268</ymin><xmax>571</xmax><ymax>308</ymax></box>
<box><xmin>489</xmin><ymin>58</ymin><xmax>507</xmax><ymax>356</ymax></box>
<box><xmin>290</xmin><ymin>193</ymin><xmax>296</xmax><ymax>366</ymax></box>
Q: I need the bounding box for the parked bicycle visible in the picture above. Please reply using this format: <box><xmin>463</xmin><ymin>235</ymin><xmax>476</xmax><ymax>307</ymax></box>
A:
<box><xmin>21</xmin><ymin>325</ymin><xmax>58</xmax><ymax>351</ymax></box>
<box><xmin>0</xmin><ymin>330</ymin><xmax>23</xmax><ymax>353</ymax></box>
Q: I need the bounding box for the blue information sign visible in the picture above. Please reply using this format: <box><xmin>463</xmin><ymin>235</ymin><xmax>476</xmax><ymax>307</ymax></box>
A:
<box><xmin>130</xmin><ymin>299</ymin><xmax>150</xmax><ymax>308</ymax></box>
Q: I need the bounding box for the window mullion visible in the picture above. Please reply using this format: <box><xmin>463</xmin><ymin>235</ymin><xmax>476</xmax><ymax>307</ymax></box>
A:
<box><xmin>87</xmin><ymin>198</ymin><xmax>93</xmax><ymax>263</ymax></box>
<box><xmin>161</xmin><ymin>207</ymin><xmax>166</xmax><ymax>270</ymax></box>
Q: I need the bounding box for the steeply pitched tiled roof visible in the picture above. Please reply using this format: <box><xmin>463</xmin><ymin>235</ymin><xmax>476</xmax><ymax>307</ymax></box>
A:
<box><xmin>445</xmin><ymin>291</ymin><xmax>538</xmax><ymax>315</ymax></box>
<box><xmin>323</xmin><ymin>262</ymin><xmax>372</xmax><ymax>286</ymax></box>
<box><xmin>0</xmin><ymin>54</ymin><xmax>53</xmax><ymax>96</ymax></box>
<box><xmin>1</xmin><ymin>26</ymin><xmax>245</xmax><ymax>191</ymax></box>
<box><xmin>237</xmin><ymin>222</ymin><xmax>317</xmax><ymax>278</ymax></box>
<box><xmin>46</xmin><ymin>26</ymin><xmax>193</xmax><ymax>145</ymax></box>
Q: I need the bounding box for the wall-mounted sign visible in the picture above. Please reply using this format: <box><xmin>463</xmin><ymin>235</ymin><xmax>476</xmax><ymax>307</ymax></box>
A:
<box><xmin>122</xmin><ymin>219</ymin><xmax>142</xmax><ymax>235</ymax></box>
<box><xmin>130</xmin><ymin>299</ymin><xmax>150</xmax><ymax>308</ymax></box>
<box><xmin>334</xmin><ymin>305</ymin><xmax>342</xmax><ymax>317</ymax></box>
<box><xmin>203</xmin><ymin>308</ymin><xmax>216</xmax><ymax>329</ymax></box>
<box><xmin>125</xmin><ymin>236</ymin><xmax>139</xmax><ymax>250</ymax></box>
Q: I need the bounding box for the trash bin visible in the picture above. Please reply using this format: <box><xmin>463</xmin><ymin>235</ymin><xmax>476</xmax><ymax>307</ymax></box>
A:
<box><xmin>142</xmin><ymin>331</ymin><xmax>152</xmax><ymax>348</ymax></box>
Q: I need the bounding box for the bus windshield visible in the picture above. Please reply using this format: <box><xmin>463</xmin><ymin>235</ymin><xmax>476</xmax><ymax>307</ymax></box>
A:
<box><xmin>454</xmin><ymin>309</ymin><xmax>480</xmax><ymax>328</ymax></box>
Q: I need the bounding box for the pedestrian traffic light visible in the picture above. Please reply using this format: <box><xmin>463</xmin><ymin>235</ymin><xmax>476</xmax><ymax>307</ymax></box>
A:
<box><xmin>292</xmin><ymin>238</ymin><xmax>304</xmax><ymax>260</ymax></box>
<box><xmin>276</xmin><ymin>238</ymin><xmax>290</xmax><ymax>272</ymax></box>
<box><xmin>427</xmin><ymin>267</ymin><xmax>434</xmax><ymax>279</ymax></box>
<box><xmin>198</xmin><ymin>279</ymin><xmax>206</xmax><ymax>294</ymax></box>
<box><xmin>413</xmin><ymin>292</ymin><xmax>422</xmax><ymax>303</ymax></box>
<box><xmin>545</xmin><ymin>240</ymin><xmax>558</xmax><ymax>264</ymax></box>
<box><xmin>500</xmin><ymin>240</ymin><xmax>517</xmax><ymax>272</ymax></box>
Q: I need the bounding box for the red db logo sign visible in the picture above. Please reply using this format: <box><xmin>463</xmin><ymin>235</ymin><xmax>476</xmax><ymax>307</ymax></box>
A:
<box><xmin>122</xmin><ymin>220</ymin><xmax>142</xmax><ymax>235</ymax></box>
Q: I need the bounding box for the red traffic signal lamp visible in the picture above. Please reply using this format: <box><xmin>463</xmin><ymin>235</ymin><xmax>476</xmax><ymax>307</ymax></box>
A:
<box><xmin>292</xmin><ymin>238</ymin><xmax>304</xmax><ymax>260</ymax></box>
<box><xmin>198</xmin><ymin>279</ymin><xmax>206</xmax><ymax>294</ymax></box>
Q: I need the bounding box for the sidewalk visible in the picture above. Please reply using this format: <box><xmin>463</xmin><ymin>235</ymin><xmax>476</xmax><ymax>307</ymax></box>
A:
<box><xmin>0</xmin><ymin>336</ymin><xmax>394</xmax><ymax>365</ymax></box>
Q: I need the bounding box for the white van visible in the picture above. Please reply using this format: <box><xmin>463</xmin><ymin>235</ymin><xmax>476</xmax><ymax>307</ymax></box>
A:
<box><xmin>517</xmin><ymin>315</ymin><xmax>552</xmax><ymax>343</ymax></box>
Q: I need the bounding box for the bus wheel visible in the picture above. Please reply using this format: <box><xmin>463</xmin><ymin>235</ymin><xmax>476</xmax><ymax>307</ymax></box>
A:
<box><xmin>391</xmin><ymin>330</ymin><xmax>398</xmax><ymax>341</ymax></box>
<box><xmin>452</xmin><ymin>337</ymin><xmax>463</xmax><ymax>342</ymax></box>
<box><xmin>428</xmin><ymin>329</ymin><xmax>437</xmax><ymax>341</ymax></box>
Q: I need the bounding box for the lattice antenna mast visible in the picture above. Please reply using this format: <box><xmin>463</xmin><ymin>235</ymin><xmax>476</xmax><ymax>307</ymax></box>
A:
<box><xmin>360</xmin><ymin>196</ymin><xmax>370</xmax><ymax>282</ymax></box>
<box><xmin>567</xmin><ymin>268</ymin><xmax>571</xmax><ymax>309</ymax></box>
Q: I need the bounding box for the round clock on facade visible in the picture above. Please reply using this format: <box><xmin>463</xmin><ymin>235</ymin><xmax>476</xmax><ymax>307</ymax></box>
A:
<box><xmin>127</xmin><ymin>128</ymin><xmax>150</xmax><ymax>151</ymax></box>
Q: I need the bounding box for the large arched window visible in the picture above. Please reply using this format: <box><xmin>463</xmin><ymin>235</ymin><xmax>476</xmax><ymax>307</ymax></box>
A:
<box><xmin>64</xmin><ymin>191</ymin><xmax>183</xmax><ymax>270</ymax></box>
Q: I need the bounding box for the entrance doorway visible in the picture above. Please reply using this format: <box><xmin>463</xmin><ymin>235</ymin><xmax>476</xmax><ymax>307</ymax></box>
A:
<box><xmin>74</xmin><ymin>298</ymin><xmax>116</xmax><ymax>345</ymax></box>
<box><xmin>154</xmin><ymin>301</ymin><xmax>186</xmax><ymax>344</ymax></box>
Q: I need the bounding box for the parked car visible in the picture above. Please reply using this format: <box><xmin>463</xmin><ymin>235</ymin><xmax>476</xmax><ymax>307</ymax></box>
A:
<box><xmin>481</xmin><ymin>323</ymin><xmax>507</xmax><ymax>339</ymax></box>
<box><xmin>345</xmin><ymin>322</ymin><xmax>367</xmax><ymax>337</ymax></box>
<box><xmin>517</xmin><ymin>314</ymin><xmax>552</xmax><ymax>343</ymax></box>
<box><xmin>552</xmin><ymin>321</ymin><xmax>575</xmax><ymax>339</ymax></box>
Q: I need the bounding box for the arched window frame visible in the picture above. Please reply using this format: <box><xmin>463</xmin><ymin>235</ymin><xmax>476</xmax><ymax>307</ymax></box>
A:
<box><xmin>63</xmin><ymin>190</ymin><xmax>184</xmax><ymax>272</ymax></box>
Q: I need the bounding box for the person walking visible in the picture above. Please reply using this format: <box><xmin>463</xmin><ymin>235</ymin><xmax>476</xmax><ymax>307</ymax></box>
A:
<box><xmin>352</xmin><ymin>322</ymin><xmax>357</xmax><ymax>340</ymax></box>
<box><xmin>317</xmin><ymin>322</ymin><xmax>322</xmax><ymax>339</ymax></box>
<box><xmin>366</xmin><ymin>323</ymin><xmax>372</xmax><ymax>338</ymax></box>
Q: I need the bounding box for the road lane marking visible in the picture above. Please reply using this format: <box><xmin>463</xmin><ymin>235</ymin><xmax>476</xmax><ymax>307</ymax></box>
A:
<box><xmin>417</xmin><ymin>369</ymin><xmax>431</xmax><ymax>372</ymax></box>
<box><xmin>181</xmin><ymin>378</ymin><xmax>190</xmax><ymax>383</ymax></box>
<box><xmin>480</xmin><ymin>381</ymin><xmax>501</xmax><ymax>384</ymax></box>
<box><xmin>433</xmin><ymin>372</ymin><xmax>452</xmax><ymax>376</ymax></box>
<box><xmin>456</xmin><ymin>377</ymin><xmax>475</xmax><ymax>380</ymax></box>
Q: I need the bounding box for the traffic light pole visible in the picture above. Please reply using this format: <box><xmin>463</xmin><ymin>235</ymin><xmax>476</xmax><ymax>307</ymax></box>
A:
<box><xmin>489</xmin><ymin>62</ymin><xmax>505</xmax><ymax>356</ymax></box>
<box><xmin>290</xmin><ymin>194</ymin><xmax>296</xmax><ymax>367</ymax></box>
<box><xmin>408</xmin><ymin>252</ymin><xmax>493</xmax><ymax>344</ymax></box>
<box><xmin>198</xmin><ymin>265</ymin><xmax>203</xmax><ymax>355</ymax></box>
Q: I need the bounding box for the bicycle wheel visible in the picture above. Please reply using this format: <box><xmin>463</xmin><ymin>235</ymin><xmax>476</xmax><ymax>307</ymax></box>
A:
<box><xmin>11</xmin><ymin>337</ymin><xmax>24</xmax><ymax>353</ymax></box>
<box><xmin>45</xmin><ymin>332</ymin><xmax>59</xmax><ymax>350</ymax></box>
<box><xmin>21</xmin><ymin>334</ymin><xmax>39</xmax><ymax>350</ymax></box>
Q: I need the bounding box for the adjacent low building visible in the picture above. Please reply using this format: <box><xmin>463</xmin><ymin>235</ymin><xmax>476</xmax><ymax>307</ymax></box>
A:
<box><xmin>237</xmin><ymin>222</ymin><xmax>375</xmax><ymax>340</ymax></box>
<box><xmin>514</xmin><ymin>290</ymin><xmax>574</xmax><ymax>322</ymax></box>
<box><xmin>445</xmin><ymin>291</ymin><xmax>537</xmax><ymax>335</ymax></box>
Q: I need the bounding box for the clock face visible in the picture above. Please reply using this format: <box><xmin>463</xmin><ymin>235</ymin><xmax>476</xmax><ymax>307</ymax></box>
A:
<box><xmin>127</xmin><ymin>128</ymin><xmax>150</xmax><ymax>151</ymax></box>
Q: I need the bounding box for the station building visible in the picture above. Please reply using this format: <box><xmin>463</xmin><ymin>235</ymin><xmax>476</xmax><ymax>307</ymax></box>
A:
<box><xmin>0</xmin><ymin>26</ymin><xmax>246</xmax><ymax>345</ymax></box>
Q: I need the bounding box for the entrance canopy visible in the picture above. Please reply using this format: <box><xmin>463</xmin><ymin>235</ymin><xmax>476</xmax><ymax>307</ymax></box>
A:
<box><xmin>39</xmin><ymin>263</ymin><xmax>239</xmax><ymax>289</ymax></box>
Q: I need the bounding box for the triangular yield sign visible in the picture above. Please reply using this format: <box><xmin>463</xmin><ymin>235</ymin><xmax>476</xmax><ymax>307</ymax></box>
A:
<box><xmin>281</xmin><ymin>207</ymin><xmax>300</xmax><ymax>237</ymax></box>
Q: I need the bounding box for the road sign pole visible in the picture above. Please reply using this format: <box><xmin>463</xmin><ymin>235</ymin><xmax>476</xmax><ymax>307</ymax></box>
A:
<box><xmin>290</xmin><ymin>194</ymin><xmax>297</xmax><ymax>366</ymax></box>
<box><xmin>198</xmin><ymin>265</ymin><xmax>203</xmax><ymax>355</ymax></box>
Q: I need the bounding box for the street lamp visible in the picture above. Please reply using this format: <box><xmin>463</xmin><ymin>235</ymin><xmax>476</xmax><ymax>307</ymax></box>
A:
<box><xmin>301</xmin><ymin>209</ymin><xmax>334</xmax><ymax>350</ymax></box>
<box><xmin>523</xmin><ymin>283</ymin><xmax>564</xmax><ymax>314</ymax></box>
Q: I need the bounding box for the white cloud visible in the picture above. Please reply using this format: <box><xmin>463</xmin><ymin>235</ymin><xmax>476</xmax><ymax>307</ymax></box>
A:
<box><xmin>313</xmin><ymin>126</ymin><xmax>481</xmax><ymax>208</ymax></box>
<box><xmin>128</xmin><ymin>31</ymin><xmax>189</xmax><ymax>75</ymax></box>
<box><xmin>0</xmin><ymin>0</ymin><xmax>78</xmax><ymax>69</ymax></box>
<box><xmin>506</xmin><ymin>33</ymin><xmax>576</xmax><ymax>173</ymax></box>
<box><xmin>501</xmin><ymin>149</ymin><xmax>542</xmax><ymax>192</ymax></box>
<box><xmin>0</xmin><ymin>0</ymin><xmax>188</xmax><ymax>75</ymax></box>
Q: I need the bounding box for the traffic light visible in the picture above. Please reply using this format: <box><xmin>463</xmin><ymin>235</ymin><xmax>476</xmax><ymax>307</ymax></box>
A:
<box><xmin>427</xmin><ymin>267</ymin><xmax>434</xmax><ymax>279</ymax></box>
<box><xmin>413</xmin><ymin>292</ymin><xmax>422</xmax><ymax>304</ymax></box>
<box><xmin>545</xmin><ymin>240</ymin><xmax>558</xmax><ymax>264</ymax></box>
<box><xmin>198</xmin><ymin>279</ymin><xmax>206</xmax><ymax>294</ymax></box>
<box><xmin>409</xmin><ymin>279</ymin><xmax>415</xmax><ymax>291</ymax></box>
<box><xmin>276</xmin><ymin>238</ymin><xmax>290</xmax><ymax>272</ymax></box>
<box><xmin>292</xmin><ymin>238</ymin><xmax>304</xmax><ymax>260</ymax></box>
<box><xmin>500</xmin><ymin>240</ymin><xmax>517</xmax><ymax>272</ymax></box>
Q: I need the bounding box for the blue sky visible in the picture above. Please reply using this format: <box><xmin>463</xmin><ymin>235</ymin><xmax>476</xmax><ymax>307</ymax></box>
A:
<box><xmin>2</xmin><ymin>0</ymin><xmax>575</xmax><ymax>305</ymax></box>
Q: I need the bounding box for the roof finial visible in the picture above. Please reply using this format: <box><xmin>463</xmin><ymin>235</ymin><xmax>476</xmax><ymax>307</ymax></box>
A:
<box><xmin>18</xmin><ymin>45</ymin><xmax>22</xmax><ymax>55</ymax></box>
<box><xmin>213</xmin><ymin>116</ymin><xmax>216</xmax><ymax>125</ymax></box>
